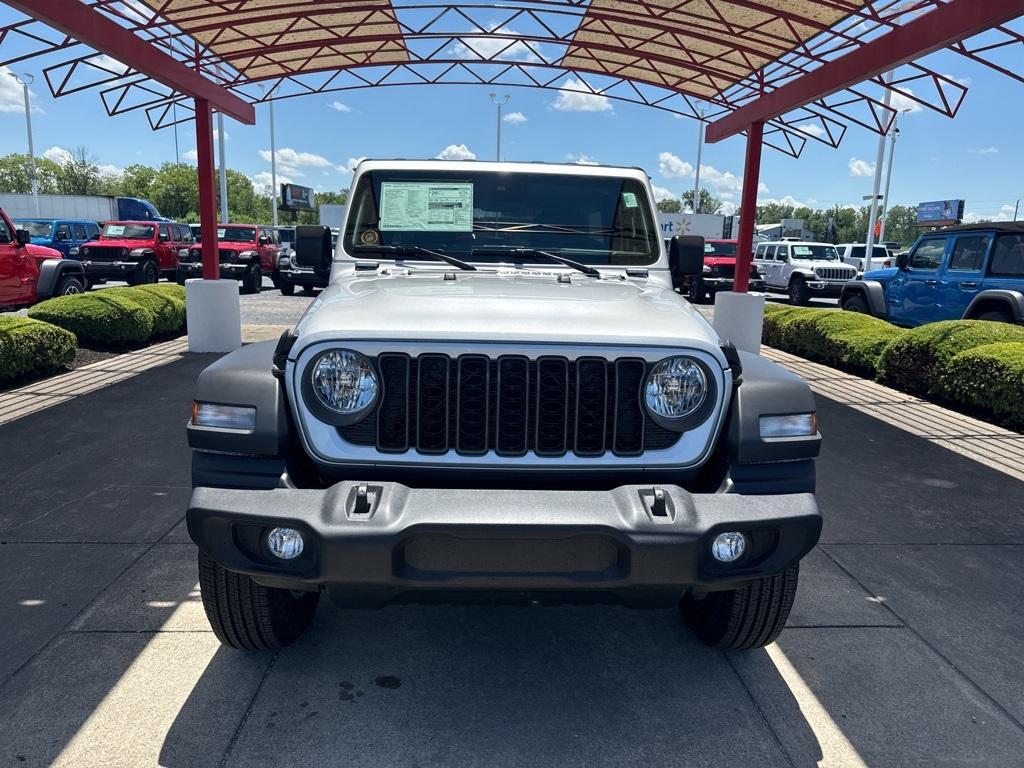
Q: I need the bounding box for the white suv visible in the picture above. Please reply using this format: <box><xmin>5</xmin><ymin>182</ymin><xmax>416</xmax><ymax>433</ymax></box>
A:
<box><xmin>836</xmin><ymin>243</ymin><xmax>892</xmax><ymax>275</ymax></box>
<box><xmin>754</xmin><ymin>240</ymin><xmax>857</xmax><ymax>305</ymax></box>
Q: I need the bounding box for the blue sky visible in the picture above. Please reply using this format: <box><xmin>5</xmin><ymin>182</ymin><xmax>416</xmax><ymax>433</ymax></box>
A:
<box><xmin>0</xmin><ymin>36</ymin><xmax>1019</xmax><ymax>222</ymax></box>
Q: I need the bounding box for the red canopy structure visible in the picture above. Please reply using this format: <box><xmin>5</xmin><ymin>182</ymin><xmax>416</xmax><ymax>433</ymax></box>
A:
<box><xmin>3</xmin><ymin>0</ymin><xmax>1023</xmax><ymax>292</ymax></box>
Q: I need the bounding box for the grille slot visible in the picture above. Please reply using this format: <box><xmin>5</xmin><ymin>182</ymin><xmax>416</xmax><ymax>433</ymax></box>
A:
<box><xmin>815</xmin><ymin>267</ymin><xmax>855</xmax><ymax>281</ymax></box>
<box><xmin>338</xmin><ymin>354</ymin><xmax>684</xmax><ymax>457</ymax></box>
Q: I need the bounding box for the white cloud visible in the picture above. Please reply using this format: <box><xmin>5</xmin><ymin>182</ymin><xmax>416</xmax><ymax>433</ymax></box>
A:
<box><xmin>964</xmin><ymin>203</ymin><xmax>1019</xmax><ymax>224</ymax></box>
<box><xmin>848</xmin><ymin>157</ymin><xmax>876</xmax><ymax>177</ymax></box>
<box><xmin>337</xmin><ymin>157</ymin><xmax>366</xmax><ymax>174</ymax></box>
<box><xmin>98</xmin><ymin>163</ymin><xmax>123</xmax><ymax>177</ymax></box>
<box><xmin>552</xmin><ymin>78</ymin><xmax>612</xmax><ymax>113</ymax></box>
<box><xmin>250</xmin><ymin>170</ymin><xmax>293</xmax><ymax>194</ymax></box>
<box><xmin>0</xmin><ymin>66</ymin><xmax>40</xmax><ymax>114</ymax></box>
<box><xmin>450</xmin><ymin>26</ymin><xmax>539</xmax><ymax>62</ymax></box>
<box><xmin>436</xmin><ymin>144</ymin><xmax>476</xmax><ymax>161</ymax></box>
<box><xmin>183</xmin><ymin>149</ymin><xmax>199</xmax><ymax>162</ymax></box>
<box><xmin>700</xmin><ymin>165</ymin><xmax>743</xmax><ymax>196</ymax></box>
<box><xmin>258</xmin><ymin>147</ymin><xmax>332</xmax><ymax>176</ymax></box>
<box><xmin>658</xmin><ymin>151</ymin><xmax>694</xmax><ymax>179</ymax></box>
<box><xmin>502</xmin><ymin>111</ymin><xmax>527</xmax><ymax>125</ymax></box>
<box><xmin>328</xmin><ymin>101</ymin><xmax>351</xmax><ymax>113</ymax></box>
<box><xmin>651</xmin><ymin>185</ymin><xmax>675</xmax><ymax>202</ymax></box>
<box><xmin>565</xmin><ymin>152</ymin><xmax>599</xmax><ymax>166</ymax></box>
<box><xmin>888</xmin><ymin>88</ymin><xmax>922</xmax><ymax>114</ymax></box>
<box><xmin>756</xmin><ymin>195</ymin><xmax>821</xmax><ymax>210</ymax></box>
<box><xmin>969</xmin><ymin>146</ymin><xmax>999</xmax><ymax>155</ymax></box>
<box><xmin>719</xmin><ymin>202</ymin><xmax>737</xmax><ymax>216</ymax></box>
<box><xmin>43</xmin><ymin>146</ymin><xmax>73</xmax><ymax>164</ymax></box>
<box><xmin>795</xmin><ymin>123</ymin><xmax>827</xmax><ymax>139</ymax></box>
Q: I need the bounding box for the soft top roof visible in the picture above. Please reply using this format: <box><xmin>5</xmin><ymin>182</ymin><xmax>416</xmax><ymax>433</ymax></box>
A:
<box><xmin>925</xmin><ymin>223</ymin><xmax>1024</xmax><ymax>235</ymax></box>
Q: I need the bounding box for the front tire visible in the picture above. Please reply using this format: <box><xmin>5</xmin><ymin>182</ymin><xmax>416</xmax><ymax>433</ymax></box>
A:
<box><xmin>687</xmin><ymin>276</ymin><xmax>708</xmax><ymax>304</ymax></box>
<box><xmin>279</xmin><ymin>280</ymin><xmax>296</xmax><ymax>296</ymax></box>
<box><xmin>976</xmin><ymin>309</ymin><xmax>1012</xmax><ymax>324</ymax></box>
<box><xmin>680</xmin><ymin>565</ymin><xmax>799</xmax><ymax>650</ymax></box>
<box><xmin>841</xmin><ymin>293</ymin><xmax>870</xmax><ymax>314</ymax></box>
<box><xmin>302</xmin><ymin>284</ymin><xmax>317</xmax><ymax>296</ymax></box>
<box><xmin>242</xmin><ymin>262</ymin><xmax>262</xmax><ymax>294</ymax></box>
<box><xmin>198</xmin><ymin>550</ymin><xmax>319</xmax><ymax>651</ymax></box>
<box><xmin>55</xmin><ymin>274</ymin><xmax>85</xmax><ymax>296</ymax></box>
<box><xmin>789</xmin><ymin>278</ymin><xmax>811</xmax><ymax>306</ymax></box>
<box><xmin>133</xmin><ymin>259</ymin><xmax>159</xmax><ymax>285</ymax></box>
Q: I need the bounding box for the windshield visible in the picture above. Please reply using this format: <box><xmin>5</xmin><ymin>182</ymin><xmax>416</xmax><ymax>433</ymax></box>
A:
<box><xmin>217</xmin><ymin>227</ymin><xmax>256</xmax><ymax>243</ymax></box>
<box><xmin>791</xmin><ymin>244</ymin><xmax>839</xmax><ymax>261</ymax></box>
<box><xmin>102</xmin><ymin>223</ymin><xmax>154</xmax><ymax>240</ymax></box>
<box><xmin>705</xmin><ymin>241</ymin><xmax>738</xmax><ymax>257</ymax></box>
<box><xmin>17</xmin><ymin>221</ymin><xmax>54</xmax><ymax>237</ymax></box>
<box><xmin>848</xmin><ymin>245</ymin><xmax>888</xmax><ymax>259</ymax></box>
<box><xmin>344</xmin><ymin>169</ymin><xmax>660</xmax><ymax>266</ymax></box>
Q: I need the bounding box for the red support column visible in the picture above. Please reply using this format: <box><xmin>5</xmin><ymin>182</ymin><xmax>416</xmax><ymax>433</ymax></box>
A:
<box><xmin>733</xmin><ymin>120</ymin><xmax>764</xmax><ymax>294</ymax></box>
<box><xmin>194</xmin><ymin>98</ymin><xmax>219</xmax><ymax>281</ymax></box>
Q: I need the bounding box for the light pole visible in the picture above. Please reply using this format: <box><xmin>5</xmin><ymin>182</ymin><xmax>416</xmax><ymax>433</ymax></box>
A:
<box><xmin>260</xmin><ymin>84</ymin><xmax>279</xmax><ymax>226</ymax></box>
<box><xmin>877</xmin><ymin>115</ymin><xmax>901</xmax><ymax>244</ymax></box>
<box><xmin>489</xmin><ymin>93</ymin><xmax>510</xmax><ymax>161</ymax></box>
<box><xmin>864</xmin><ymin>71</ymin><xmax>894</xmax><ymax>271</ymax></box>
<box><xmin>693</xmin><ymin>103</ymin><xmax>705</xmax><ymax>214</ymax></box>
<box><xmin>217</xmin><ymin>112</ymin><xmax>229</xmax><ymax>223</ymax></box>
<box><xmin>11</xmin><ymin>72</ymin><xmax>40</xmax><ymax>216</ymax></box>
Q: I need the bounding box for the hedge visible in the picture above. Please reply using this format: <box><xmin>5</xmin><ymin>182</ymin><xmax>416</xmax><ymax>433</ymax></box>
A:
<box><xmin>0</xmin><ymin>316</ymin><xmax>77</xmax><ymax>383</ymax></box>
<box><xmin>116</xmin><ymin>286</ymin><xmax>186</xmax><ymax>335</ymax></box>
<box><xmin>936</xmin><ymin>343</ymin><xmax>1024</xmax><ymax>429</ymax></box>
<box><xmin>762</xmin><ymin>305</ymin><xmax>905</xmax><ymax>376</ymax></box>
<box><xmin>877</xmin><ymin>319</ymin><xmax>1024</xmax><ymax>397</ymax></box>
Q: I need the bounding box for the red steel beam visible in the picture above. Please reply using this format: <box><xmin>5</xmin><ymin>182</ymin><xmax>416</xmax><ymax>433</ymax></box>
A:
<box><xmin>5</xmin><ymin>0</ymin><xmax>254</xmax><ymax>124</ymax></box>
<box><xmin>706</xmin><ymin>0</ymin><xmax>1024</xmax><ymax>143</ymax></box>
<box><xmin>732</xmin><ymin>121</ymin><xmax>764</xmax><ymax>293</ymax></box>
<box><xmin>194</xmin><ymin>99</ymin><xmax>220</xmax><ymax>280</ymax></box>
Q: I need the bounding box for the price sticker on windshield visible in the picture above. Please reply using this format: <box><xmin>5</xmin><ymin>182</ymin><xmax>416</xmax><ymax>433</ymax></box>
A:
<box><xmin>106</xmin><ymin>225</ymin><xmax>125</xmax><ymax>236</ymax></box>
<box><xmin>622</xmin><ymin>192</ymin><xmax>639</xmax><ymax>208</ymax></box>
<box><xmin>793</xmin><ymin>246</ymin><xmax>813</xmax><ymax>256</ymax></box>
<box><xmin>379</xmin><ymin>182</ymin><xmax>474</xmax><ymax>232</ymax></box>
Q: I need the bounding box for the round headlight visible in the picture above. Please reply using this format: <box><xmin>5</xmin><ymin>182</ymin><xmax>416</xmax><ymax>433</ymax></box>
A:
<box><xmin>310</xmin><ymin>350</ymin><xmax>378</xmax><ymax>416</ymax></box>
<box><xmin>644</xmin><ymin>357</ymin><xmax>708</xmax><ymax>423</ymax></box>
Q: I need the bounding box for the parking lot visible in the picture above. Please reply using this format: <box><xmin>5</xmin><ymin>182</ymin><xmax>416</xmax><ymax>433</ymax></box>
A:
<box><xmin>2</xmin><ymin>289</ymin><xmax>1023</xmax><ymax>768</ymax></box>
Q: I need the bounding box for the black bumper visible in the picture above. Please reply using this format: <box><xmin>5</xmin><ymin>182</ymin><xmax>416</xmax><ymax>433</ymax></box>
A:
<box><xmin>81</xmin><ymin>260</ymin><xmax>140</xmax><ymax>279</ymax></box>
<box><xmin>187</xmin><ymin>482</ymin><xmax>821</xmax><ymax>607</ymax></box>
<box><xmin>177</xmin><ymin>262</ymin><xmax>247</xmax><ymax>281</ymax></box>
<box><xmin>278</xmin><ymin>267</ymin><xmax>327</xmax><ymax>288</ymax></box>
<box><xmin>704</xmin><ymin>277</ymin><xmax>766</xmax><ymax>292</ymax></box>
<box><xmin>806</xmin><ymin>282</ymin><xmax>846</xmax><ymax>297</ymax></box>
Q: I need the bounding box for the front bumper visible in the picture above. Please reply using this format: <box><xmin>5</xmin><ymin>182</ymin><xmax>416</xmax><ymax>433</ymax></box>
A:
<box><xmin>80</xmin><ymin>259</ymin><xmax>141</xmax><ymax>279</ymax></box>
<box><xmin>704</xmin><ymin>276</ymin><xmax>765</xmax><ymax>292</ymax></box>
<box><xmin>806</xmin><ymin>281</ymin><xmax>847</xmax><ymax>297</ymax></box>
<box><xmin>278</xmin><ymin>267</ymin><xmax>327</xmax><ymax>288</ymax></box>
<box><xmin>177</xmin><ymin>262</ymin><xmax>248</xmax><ymax>280</ymax></box>
<box><xmin>188</xmin><ymin>482</ymin><xmax>821</xmax><ymax>607</ymax></box>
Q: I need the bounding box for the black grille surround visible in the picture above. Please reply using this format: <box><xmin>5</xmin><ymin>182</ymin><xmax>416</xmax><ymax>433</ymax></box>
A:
<box><xmin>338</xmin><ymin>353</ymin><xmax>688</xmax><ymax>458</ymax></box>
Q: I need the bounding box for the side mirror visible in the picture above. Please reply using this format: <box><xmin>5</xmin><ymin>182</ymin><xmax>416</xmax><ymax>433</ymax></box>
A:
<box><xmin>159</xmin><ymin>233</ymin><xmax>169</xmax><ymax>243</ymax></box>
<box><xmin>56</xmin><ymin>230</ymin><xmax>69</xmax><ymax>241</ymax></box>
<box><xmin>668</xmin><ymin>235</ymin><xmax>705</xmax><ymax>277</ymax></box>
<box><xmin>897</xmin><ymin>252</ymin><xmax>910</xmax><ymax>271</ymax></box>
<box><xmin>258</xmin><ymin>235</ymin><xmax>270</xmax><ymax>246</ymax></box>
<box><xmin>15</xmin><ymin>229</ymin><xmax>31</xmax><ymax>247</ymax></box>
<box><xmin>294</xmin><ymin>224</ymin><xmax>333</xmax><ymax>269</ymax></box>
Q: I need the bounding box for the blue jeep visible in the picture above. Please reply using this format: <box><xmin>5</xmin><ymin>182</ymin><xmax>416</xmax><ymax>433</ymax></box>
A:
<box><xmin>14</xmin><ymin>218</ymin><xmax>101</xmax><ymax>258</ymax></box>
<box><xmin>840</xmin><ymin>224</ymin><xmax>1024</xmax><ymax>326</ymax></box>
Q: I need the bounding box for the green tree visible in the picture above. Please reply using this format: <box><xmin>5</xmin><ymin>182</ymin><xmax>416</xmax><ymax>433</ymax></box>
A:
<box><xmin>55</xmin><ymin>147</ymin><xmax>106</xmax><ymax>195</ymax></box>
<box><xmin>116</xmin><ymin>164</ymin><xmax>158</xmax><ymax>200</ymax></box>
<box><xmin>657</xmin><ymin>198</ymin><xmax>682</xmax><ymax>213</ymax></box>
<box><xmin>149</xmin><ymin>162</ymin><xmax>200</xmax><ymax>221</ymax></box>
<box><xmin>682</xmin><ymin>188</ymin><xmax>723</xmax><ymax>215</ymax></box>
<box><xmin>0</xmin><ymin>153</ymin><xmax>62</xmax><ymax>194</ymax></box>
<box><xmin>880</xmin><ymin>205</ymin><xmax>919</xmax><ymax>248</ymax></box>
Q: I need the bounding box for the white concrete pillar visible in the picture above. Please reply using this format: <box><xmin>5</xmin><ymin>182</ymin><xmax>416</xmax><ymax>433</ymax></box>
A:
<box><xmin>713</xmin><ymin>291</ymin><xmax>765</xmax><ymax>355</ymax></box>
<box><xmin>185</xmin><ymin>278</ymin><xmax>241</xmax><ymax>353</ymax></box>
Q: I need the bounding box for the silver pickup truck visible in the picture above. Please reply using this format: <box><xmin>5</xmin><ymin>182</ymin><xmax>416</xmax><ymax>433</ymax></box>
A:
<box><xmin>186</xmin><ymin>160</ymin><xmax>822</xmax><ymax>652</ymax></box>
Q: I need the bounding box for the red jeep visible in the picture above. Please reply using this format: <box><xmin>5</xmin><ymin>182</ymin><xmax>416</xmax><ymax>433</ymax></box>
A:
<box><xmin>76</xmin><ymin>221</ymin><xmax>191</xmax><ymax>285</ymax></box>
<box><xmin>670</xmin><ymin>238</ymin><xmax>765</xmax><ymax>303</ymax></box>
<box><xmin>0</xmin><ymin>207</ymin><xmax>87</xmax><ymax>311</ymax></box>
<box><xmin>176</xmin><ymin>224</ymin><xmax>281</xmax><ymax>294</ymax></box>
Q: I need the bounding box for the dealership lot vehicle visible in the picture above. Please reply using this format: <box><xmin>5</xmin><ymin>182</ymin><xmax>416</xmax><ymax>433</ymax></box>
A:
<box><xmin>0</xmin><ymin>207</ymin><xmax>87</xmax><ymax>310</ymax></box>
<box><xmin>755</xmin><ymin>240</ymin><xmax>857</xmax><ymax>305</ymax></box>
<box><xmin>177</xmin><ymin>224</ymin><xmax>282</xmax><ymax>293</ymax></box>
<box><xmin>670</xmin><ymin>237</ymin><xmax>764</xmax><ymax>303</ymax></box>
<box><xmin>77</xmin><ymin>220</ymin><xmax>192</xmax><ymax>284</ymax></box>
<box><xmin>841</xmin><ymin>223</ymin><xmax>1024</xmax><ymax>326</ymax></box>
<box><xmin>14</xmin><ymin>217</ymin><xmax>100</xmax><ymax>258</ymax></box>
<box><xmin>836</xmin><ymin>242</ymin><xmax>893</xmax><ymax>274</ymax></box>
<box><xmin>275</xmin><ymin>228</ymin><xmax>335</xmax><ymax>295</ymax></box>
<box><xmin>186</xmin><ymin>160</ymin><xmax>822</xmax><ymax>652</ymax></box>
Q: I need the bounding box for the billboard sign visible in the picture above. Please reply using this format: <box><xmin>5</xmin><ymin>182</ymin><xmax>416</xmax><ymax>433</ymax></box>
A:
<box><xmin>658</xmin><ymin>213</ymin><xmax>727</xmax><ymax>240</ymax></box>
<box><xmin>917</xmin><ymin>199</ymin><xmax>964</xmax><ymax>227</ymax></box>
<box><xmin>281</xmin><ymin>183</ymin><xmax>315</xmax><ymax>212</ymax></box>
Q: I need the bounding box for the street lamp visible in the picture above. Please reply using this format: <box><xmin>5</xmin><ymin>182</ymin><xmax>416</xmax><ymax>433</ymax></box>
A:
<box><xmin>489</xmin><ymin>93</ymin><xmax>510</xmax><ymax>162</ymax></box>
<box><xmin>260</xmin><ymin>84</ymin><xmax>279</xmax><ymax>226</ymax></box>
<box><xmin>10</xmin><ymin>72</ymin><xmax>39</xmax><ymax>216</ymax></box>
<box><xmin>217</xmin><ymin>112</ymin><xmax>229</xmax><ymax>223</ymax></box>
<box><xmin>877</xmin><ymin>116</ymin><xmax>902</xmax><ymax>244</ymax></box>
<box><xmin>692</xmin><ymin>102</ymin><xmax>706</xmax><ymax>214</ymax></box>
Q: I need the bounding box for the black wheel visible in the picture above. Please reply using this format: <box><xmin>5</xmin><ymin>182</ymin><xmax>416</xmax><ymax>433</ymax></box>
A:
<box><xmin>176</xmin><ymin>276</ymin><xmax>187</xmax><ymax>286</ymax></box>
<box><xmin>788</xmin><ymin>278</ymin><xmax>811</xmax><ymax>306</ymax></box>
<box><xmin>976</xmin><ymin>309</ymin><xmax>1012</xmax><ymax>324</ymax></box>
<box><xmin>841</xmin><ymin>293</ymin><xmax>869</xmax><ymax>314</ymax></box>
<box><xmin>302</xmin><ymin>284</ymin><xmax>317</xmax><ymax>296</ymax></box>
<box><xmin>680</xmin><ymin>565</ymin><xmax>799</xmax><ymax>650</ymax></box>
<box><xmin>130</xmin><ymin>259</ymin><xmax>159</xmax><ymax>285</ymax></box>
<box><xmin>198</xmin><ymin>550</ymin><xmax>319</xmax><ymax>651</ymax></box>
<box><xmin>279</xmin><ymin>280</ymin><xmax>296</xmax><ymax>296</ymax></box>
<box><xmin>687</xmin><ymin>276</ymin><xmax>708</xmax><ymax>304</ymax></box>
<box><xmin>55</xmin><ymin>274</ymin><xmax>85</xmax><ymax>296</ymax></box>
<box><xmin>242</xmin><ymin>262</ymin><xmax>262</xmax><ymax>294</ymax></box>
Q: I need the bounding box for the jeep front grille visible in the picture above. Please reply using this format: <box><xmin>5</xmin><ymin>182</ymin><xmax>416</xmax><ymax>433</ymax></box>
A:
<box><xmin>338</xmin><ymin>354</ymin><xmax>679</xmax><ymax>457</ymax></box>
<box><xmin>814</xmin><ymin>267</ymin><xmax>855</xmax><ymax>281</ymax></box>
<box><xmin>82</xmin><ymin>246</ymin><xmax>127</xmax><ymax>261</ymax></box>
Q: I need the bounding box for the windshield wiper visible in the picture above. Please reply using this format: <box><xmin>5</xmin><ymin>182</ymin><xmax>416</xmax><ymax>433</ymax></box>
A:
<box><xmin>470</xmin><ymin>246</ymin><xmax>601</xmax><ymax>278</ymax></box>
<box><xmin>356</xmin><ymin>244</ymin><xmax>476</xmax><ymax>271</ymax></box>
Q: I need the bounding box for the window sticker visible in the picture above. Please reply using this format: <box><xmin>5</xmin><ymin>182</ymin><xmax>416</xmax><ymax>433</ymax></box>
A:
<box><xmin>106</xmin><ymin>225</ymin><xmax>125</xmax><ymax>236</ymax></box>
<box><xmin>793</xmin><ymin>246</ymin><xmax>813</xmax><ymax>256</ymax></box>
<box><xmin>217</xmin><ymin>228</ymin><xmax>226</xmax><ymax>238</ymax></box>
<box><xmin>379</xmin><ymin>182</ymin><xmax>474</xmax><ymax>231</ymax></box>
<box><xmin>622</xmin><ymin>192</ymin><xmax>639</xmax><ymax>208</ymax></box>
<box><xmin>705</xmin><ymin>243</ymin><xmax>714</xmax><ymax>253</ymax></box>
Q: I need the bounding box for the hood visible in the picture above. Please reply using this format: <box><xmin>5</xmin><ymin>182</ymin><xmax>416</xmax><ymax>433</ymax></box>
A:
<box><xmin>28</xmin><ymin>235</ymin><xmax>55</xmax><ymax>245</ymax></box>
<box><xmin>295</xmin><ymin>269</ymin><xmax>723</xmax><ymax>356</ymax></box>
<box><xmin>25</xmin><ymin>243</ymin><xmax>62</xmax><ymax>260</ymax></box>
<box><xmin>195</xmin><ymin>242</ymin><xmax>256</xmax><ymax>251</ymax></box>
<box><xmin>86</xmin><ymin>238</ymin><xmax>153</xmax><ymax>250</ymax></box>
<box><xmin>863</xmin><ymin>266</ymin><xmax>899</xmax><ymax>280</ymax></box>
<box><xmin>704</xmin><ymin>256</ymin><xmax>736</xmax><ymax>267</ymax></box>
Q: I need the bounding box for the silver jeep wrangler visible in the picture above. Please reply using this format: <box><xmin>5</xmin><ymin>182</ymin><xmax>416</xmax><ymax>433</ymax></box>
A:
<box><xmin>187</xmin><ymin>160</ymin><xmax>822</xmax><ymax>651</ymax></box>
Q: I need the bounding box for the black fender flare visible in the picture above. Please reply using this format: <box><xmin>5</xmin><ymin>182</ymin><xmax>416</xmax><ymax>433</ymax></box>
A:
<box><xmin>964</xmin><ymin>290</ymin><xmax>1024</xmax><ymax>322</ymax></box>
<box><xmin>839</xmin><ymin>279</ymin><xmax>887</xmax><ymax>317</ymax></box>
<box><xmin>35</xmin><ymin>259</ymin><xmax>86</xmax><ymax>298</ymax></box>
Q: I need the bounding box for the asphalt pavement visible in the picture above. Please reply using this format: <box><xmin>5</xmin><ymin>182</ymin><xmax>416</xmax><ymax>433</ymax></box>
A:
<box><xmin>1</xmin><ymin>288</ymin><xmax>1021</xmax><ymax>767</ymax></box>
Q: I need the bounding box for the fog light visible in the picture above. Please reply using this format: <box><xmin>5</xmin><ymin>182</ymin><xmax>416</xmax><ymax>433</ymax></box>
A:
<box><xmin>711</xmin><ymin>531</ymin><xmax>746</xmax><ymax>563</ymax></box>
<box><xmin>267</xmin><ymin>527</ymin><xmax>304</xmax><ymax>560</ymax></box>
<box><xmin>191</xmin><ymin>402</ymin><xmax>256</xmax><ymax>431</ymax></box>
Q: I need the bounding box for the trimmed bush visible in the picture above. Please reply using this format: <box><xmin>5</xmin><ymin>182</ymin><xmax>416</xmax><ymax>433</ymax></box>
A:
<box><xmin>29</xmin><ymin>291</ymin><xmax>154</xmax><ymax>345</ymax></box>
<box><xmin>117</xmin><ymin>286</ymin><xmax>186</xmax><ymax>335</ymax></box>
<box><xmin>136</xmin><ymin>283</ymin><xmax>186</xmax><ymax>303</ymax></box>
<box><xmin>0</xmin><ymin>316</ymin><xmax>77</xmax><ymax>383</ymax></box>
<box><xmin>936</xmin><ymin>343</ymin><xmax>1024</xmax><ymax>429</ymax></box>
<box><xmin>877</xmin><ymin>320</ymin><xmax>1024</xmax><ymax>396</ymax></box>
